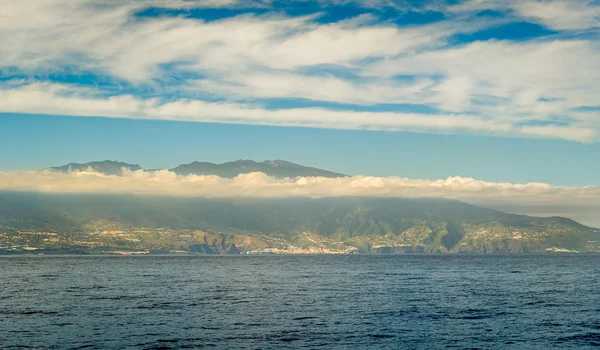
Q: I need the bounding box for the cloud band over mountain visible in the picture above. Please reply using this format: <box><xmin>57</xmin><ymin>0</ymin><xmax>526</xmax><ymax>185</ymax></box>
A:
<box><xmin>1</xmin><ymin>169</ymin><xmax>598</xmax><ymax>226</ymax></box>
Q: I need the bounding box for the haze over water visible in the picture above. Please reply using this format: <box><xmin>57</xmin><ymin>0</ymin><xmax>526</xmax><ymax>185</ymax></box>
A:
<box><xmin>2</xmin><ymin>255</ymin><xmax>600</xmax><ymax>349</ymax></box>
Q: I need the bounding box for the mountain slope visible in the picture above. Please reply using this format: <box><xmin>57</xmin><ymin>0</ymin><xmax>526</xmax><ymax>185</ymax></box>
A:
<box><xmin>0</xmin><ymin>192</ymin><xmax>597</xmax><ymax>254</ymax></box>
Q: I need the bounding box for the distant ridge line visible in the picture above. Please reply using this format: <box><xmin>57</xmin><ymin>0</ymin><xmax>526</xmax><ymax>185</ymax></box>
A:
<box><xmin>46</xmin><ymin>159</ymin><xmax>347</xmax><ymax>178</ymax></box>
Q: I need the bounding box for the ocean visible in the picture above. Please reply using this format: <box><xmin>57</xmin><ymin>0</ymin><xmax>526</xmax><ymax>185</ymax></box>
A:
<box><xmin>1</xmin><ymin>255</ymin><xmax>599</xmax><ymax>349</ymax></box>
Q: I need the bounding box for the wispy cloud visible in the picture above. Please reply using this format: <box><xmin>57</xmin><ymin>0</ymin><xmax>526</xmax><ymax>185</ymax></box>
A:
<box><xmin>1</xmin><ymin>0</ymin><xmax>599</xmax><ymax>142</ymax></box>
<box><xmin>452</xmin><ymin>0</ymin><xmax>600</xmax><ymax>30</ymax></box>
<box><xmin>5</xmin><ymin>81</ymin><xmax>582</xmax><ymax>140</ymax></box>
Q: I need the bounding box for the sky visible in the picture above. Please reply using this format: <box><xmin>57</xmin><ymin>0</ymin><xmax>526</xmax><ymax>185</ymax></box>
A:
<box><xmin>0</xmin><ymin>0</ymin><xmax>599</xmax><ymax>224</ymax></box>
<box><xmin>2</xmin><ymin>113</ymin><xmax>600</xmax><ymax>186</ymax></box>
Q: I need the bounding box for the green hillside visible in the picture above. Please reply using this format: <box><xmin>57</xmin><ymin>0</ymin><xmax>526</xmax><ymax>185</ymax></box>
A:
<box><xmin>0</xmin><ymin>192</ymin><xmax>598</xmax><ymax>254</ymax></box>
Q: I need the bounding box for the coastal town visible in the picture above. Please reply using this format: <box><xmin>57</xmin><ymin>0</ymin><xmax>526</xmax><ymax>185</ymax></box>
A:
<box><xmin>1</xmin><ymin>222</ymin><xmax>599</xmax><ymax>255</ymax></box>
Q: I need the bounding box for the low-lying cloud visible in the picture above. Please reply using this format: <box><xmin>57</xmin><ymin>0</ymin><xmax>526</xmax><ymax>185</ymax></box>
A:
<box><xmin>1</xmin><ymin>169</ymin><xmax>599</xmax><ymax>227</ymax></box>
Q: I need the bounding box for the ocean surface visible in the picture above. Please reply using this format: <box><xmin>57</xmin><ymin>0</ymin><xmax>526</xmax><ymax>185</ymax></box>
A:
<box><xmin>1</xmin><ymin>255</ymin><xmax>600</xmax><ymax>349</ymax></box>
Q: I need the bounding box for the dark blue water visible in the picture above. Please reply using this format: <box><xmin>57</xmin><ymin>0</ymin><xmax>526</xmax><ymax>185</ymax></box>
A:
<box><xmin>1</xmin><ymin>255</ymin><xmax>600</xmax><ymax>349</ymax></box>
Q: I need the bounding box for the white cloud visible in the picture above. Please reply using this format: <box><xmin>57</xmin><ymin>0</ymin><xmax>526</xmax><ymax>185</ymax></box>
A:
<box><xmin>519</xmin><ymin>125</ymin><xmax>598</xmax><ymax>142</ymax></box>
<box><xmin>449</xmin><ymin>0</ymin><xmax>600</xmax><ymax>30</ymax></box>
<box><xmin>0</xmin><ymin>1</ymin><xmax>457</xmax><ymax>80</ymax></box>
<box><xmin>367</xmin><ymin>40</ymin><xmax>600</xmax><ymax>103</ymax></box>
<box><xmin>430</xmin><ymin>75</ymin><xmax>474</xmax><ymax>112</ymax></box>
<box><xmin>4</xmin><ymin>81</ymin><xmax>597</xmax><ymax>142</ymax></box>
<box><xmin>513</xmin><ymin>0</ymin><xmax>600</xmax><ymax>30</ymax></box>
<box><xmin>1</xmin><ymin>169</ymin><xmax>599</xmax><ymax>226</ymax></box>
<box><xmin>364</xmin><ymin>39</ymin><xmax>600</xmax><ymax>138</ymax></box>
<box><xmin>193</xmin><ymin>72</ymin><xmax>437</xmax><ymax>105</ymax></box>
<box><xmin>0</xmin><ymin>0</ymin><xmax>598</xmax><ymax>142</ymax></box>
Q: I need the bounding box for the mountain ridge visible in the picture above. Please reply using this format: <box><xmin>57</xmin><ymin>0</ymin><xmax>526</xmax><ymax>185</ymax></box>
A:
<box><xmin>47</xmin><ymin>160</ymin><xmax>143</xmax><ymax>176</ymax></box>
<box><xmin>46</xmin><ymin>159</ymin><xmax>347</xmax><ymax>178</ymax></box>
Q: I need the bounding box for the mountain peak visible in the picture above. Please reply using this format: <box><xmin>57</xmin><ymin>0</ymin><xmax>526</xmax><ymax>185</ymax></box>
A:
<box><xmin>46</xmin><ymin>160</ymin><xmax>142</xmax><ymax>175</ymax></box>
<box><xmin>227</xmin><ymin>159</ymin><xmax>259</xmax><ymax>166</ymax></box>
<box><xmin>262</xmin><ymin>159</ymin><xmax>300</xmax><ymax>167</ymax></box>
<box><xmin>98</xmin><ymin>160</ymin><xmax>141</xmax><ymax>167</ymax></box>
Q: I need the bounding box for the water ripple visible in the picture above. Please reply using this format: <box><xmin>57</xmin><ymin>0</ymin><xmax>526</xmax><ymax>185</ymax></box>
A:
<box><xmin>1</xmin><ymin>255</ymin><xmax>599</xmax><ymax>349</ymax></box>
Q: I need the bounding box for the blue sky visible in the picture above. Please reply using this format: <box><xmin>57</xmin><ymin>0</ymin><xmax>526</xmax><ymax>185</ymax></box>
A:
<box><xmin>1</xmin><ymin>0</ymin><xmax>600</xmax><ymax>186</ymax></box>
<box><xmin>2</xmin><ymin>113</ymin><xmax>600</xmax><ymax>186</ymax></box>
